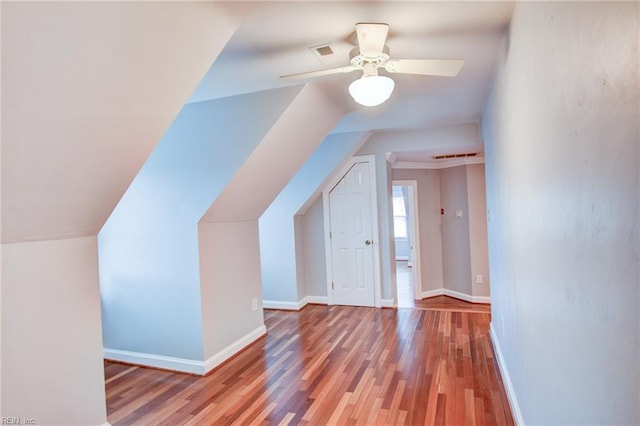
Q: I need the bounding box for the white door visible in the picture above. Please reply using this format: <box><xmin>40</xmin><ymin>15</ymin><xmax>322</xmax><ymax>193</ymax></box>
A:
<box><xmin>328</xmin><ymin>161</ymin><xmax>375</xmax><ymax>306</ymax></box>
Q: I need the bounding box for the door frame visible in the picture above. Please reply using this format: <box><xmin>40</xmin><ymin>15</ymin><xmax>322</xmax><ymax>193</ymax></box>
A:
<box><xmin>323</xmin><ymin>155</ymin><xmax>382</xmax><ymax>308</ymax></box>
<box><xmin>392</xmin><ymin>180</ymin><xmax>422</xmax><ymax>301</ymax></box>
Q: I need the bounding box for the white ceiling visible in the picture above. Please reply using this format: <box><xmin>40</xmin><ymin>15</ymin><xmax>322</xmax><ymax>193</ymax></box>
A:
<box><xmin>189</xmin><ymin>1</ymin><xmax>514</xmax><ymax>146</ymax></box>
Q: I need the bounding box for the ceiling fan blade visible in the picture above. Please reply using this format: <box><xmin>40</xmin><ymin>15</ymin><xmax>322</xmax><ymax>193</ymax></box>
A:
<box><xmin>385</xmin><ymin>59</ymin><xmax>464</xmax><ymax>77</ymax></box>
<box><xmin>355</xmin><ymin>23</ymin><xmax>389</xmax><ymax>57</ymax></box>
<box><xmin>280</xmin><ymin>65</ymin><xmax>358</xmax><ymax>80</ymax></box>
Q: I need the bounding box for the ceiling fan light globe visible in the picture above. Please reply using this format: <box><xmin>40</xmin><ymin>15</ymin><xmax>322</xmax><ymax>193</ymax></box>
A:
<box><xmin>348</xmin><ymin>75</ymin><xmax>395</xmax><ymax>107</ymax></box>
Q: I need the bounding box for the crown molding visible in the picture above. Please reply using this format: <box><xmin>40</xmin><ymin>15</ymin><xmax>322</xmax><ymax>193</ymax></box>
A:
<box><xmin>392</xmin><ymin>156</ymin><xmax>485</xmax><ymax>170</ymax></box>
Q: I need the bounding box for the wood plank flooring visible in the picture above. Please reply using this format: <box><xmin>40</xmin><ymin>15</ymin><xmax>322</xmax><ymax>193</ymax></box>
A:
<box><xmin>105</xmin><ymin>303</ymin><xmax>513</xmax><ymax>425</ymax></box>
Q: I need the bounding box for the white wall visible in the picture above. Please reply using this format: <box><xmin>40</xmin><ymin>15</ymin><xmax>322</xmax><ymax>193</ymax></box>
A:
<box><xmin>482</xmin><ymin>2</ymin><xmax>639</xmax><ymax>424</ymax></box>
<box><xmin>99</xmin><ymin>87</ymin><xmax>301</xmax><ymax>362</ymax></box>
<box><xmin>2</xmin><ymin>238</ymin><xmax>106</xmax><ymax>425</ymax></box>
<box><xmin>198</xmin><ymin>221</ymin><xmax>265</xmax><ymax>366</ymax></box>
<box><xmin>259</xmin><ymin>131</ymin><xmax>368</xmax><ymax>306</ymax></box>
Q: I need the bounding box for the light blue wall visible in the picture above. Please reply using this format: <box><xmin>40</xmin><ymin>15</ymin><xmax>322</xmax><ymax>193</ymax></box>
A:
<box><xmin>99</xmin><ymin>86</ymin><xmax>302</xmax><ymax>360</ymax></box>
<box><xmin>482</xmin><ymin>2</ymin><xmax>638</xmax><ymax>424</ymax></box>
<box><xmin>259</xmin><ymin>131</ymin><xmax>369</xmax><ymax>303</ymax></box>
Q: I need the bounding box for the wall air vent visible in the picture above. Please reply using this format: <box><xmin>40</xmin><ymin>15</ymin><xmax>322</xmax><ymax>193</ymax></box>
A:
<box><xmin>433</xmin><ymin>152</ymin><xmax>479</xmax><ymax>160</ymax></box>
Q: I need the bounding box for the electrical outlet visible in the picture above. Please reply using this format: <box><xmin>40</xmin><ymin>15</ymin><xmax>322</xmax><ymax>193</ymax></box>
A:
<box><xmin>252</xmin><ymin>297</ymin><xmax>258</xmax><ymax>311</ymax></box>
<box><xmin>476</xmin><ymin>274</ymin><xmax>484</xmax><ymax>284</ymax></box>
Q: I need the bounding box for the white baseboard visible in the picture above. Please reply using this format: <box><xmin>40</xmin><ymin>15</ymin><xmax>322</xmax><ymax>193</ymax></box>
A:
<box><xmin>381</xmin><ymin>298</ymin><xmax>396</xmax><ymax>308</ymax></box>
<box><xmin>306</xmin><ymin>295</ymin><xmax>328</xmax><ymax>305</ymax></box>
<box><xmin>263</xmin><ymin>296</ymin><xmax>328</xmax><ymax>311</ymax></box>
<box><xmin>203</xmin><ymin>324</ymin><xmax>267</xmax><ymax>374</ymax></box>
<box><xmin>104</xmin><ymin>347</ymin><xmax>205</xmax><ymax>375</ymax></box>
<box><xmin>489</xmin><ymin>322</ymin><xmax>525</xmax><ymax>425</ymax></box>
<box><xmin>419</xmin><ymin>288</ymin><xmax>490</xmax><ymax>304</ymax></box>
<box><xmin>262</xmin><ymin>299</ymin><xmax>306</xmax><ymax>310</ymax></box>
<box><xmin>104</xmin><ymin>324</ymin><xmax>267</xmax><ymax>376</ymax></box>
<box><xmin>444</xmin><ymin>288</ymin><xmax>491</xmax><ymax>304</ymax></box>
<box><xmin>421</xmin><ymin>289</ymin><xmax>445</xmax><ymax>299</ymax></box>
<box><xmin>262</xmin><ymin>297</ymin><xmax>308</xmax><ymax>311</ymax></box>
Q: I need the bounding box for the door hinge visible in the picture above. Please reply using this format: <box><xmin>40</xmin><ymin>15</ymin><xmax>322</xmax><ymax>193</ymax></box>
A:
<box><xmin>332</xmin><ymin>282</ymin><xmax>334</xmax><ymax>290</ymax></box>
<box><xmin>329</xmin><ymin>231</ymin><xmax>332</xmax><ymax>239</ymax></box>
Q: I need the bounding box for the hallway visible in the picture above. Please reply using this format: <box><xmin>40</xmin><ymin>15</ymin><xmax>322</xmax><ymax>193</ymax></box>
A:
<box><xmin>396</xmin><ymin>261</ymin><xmax>491</xmax><ymax>314</ymax></box>
<box><xmin>396</xmin><ymin>260</ymin><xmax>416</xmax><ymax>308</ymax></box>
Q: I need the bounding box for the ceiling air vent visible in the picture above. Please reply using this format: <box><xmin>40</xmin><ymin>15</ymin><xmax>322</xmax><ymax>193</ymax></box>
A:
<box><xmin>433</xmin><ymin>152</ymin><xmax>479</xmax><ymax>160</ymax></box>
<box><xmin>310</xmin><ymin>43</ymin><xmax>334</xmax><ymax>58</ymax></box>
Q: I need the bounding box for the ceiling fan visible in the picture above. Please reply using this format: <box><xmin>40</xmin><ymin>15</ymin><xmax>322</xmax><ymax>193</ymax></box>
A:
<box><xmin>280</xmin><ymin>23</ymin><xmax>464</xmax><ymax>107</ymax></box>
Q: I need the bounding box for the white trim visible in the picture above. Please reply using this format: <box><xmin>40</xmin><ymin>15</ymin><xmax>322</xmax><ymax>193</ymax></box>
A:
<box><xmin>323</xmin><ymin>155</ymin><xmax>381</xmax><ymax>308</ymax></box>
<box><xmin>421</xmin><ymin>288</ymin><xmax>445</xmax><ymax>299</ymax></box>
<box><xmin>489</xmin><ymin>322</ymin><xmax>525</xmax><ymax>426</ymax></box>
<box><xmin>203</xmin><ymin>325</ymin><xmax>267</xmax><ymax>374</ymax></box>
<box><xmin>100</xmin><ymin>423</ymin><xmax>112</xmax><ymax>426</ymax></box>
<box><xmin>306</xmin><ymin>295</ymin><xmax>328</xmax><ymax>305</ymax></box>
<box><xmin>104</xmin><ymin>348</ymin><xmax>205</xmax><ymax>375</ymax></box>
<box><xmin>263</xmin><ymin>296</ymin><xmax>329</xmax><ymax>310</ymax></box>
<box><xmin>392</xmin><ymin>157</ymin><xmax>484</xmax><ymax>170</ymax></box>
<box><xmin>419</xmin><ymin>288</ymin><xmax>491</xmax><ymax>304</ymax></box>
<box><xmin>395</xmin><ymin>255</ymin><xmax>409</xmax><ymax>261</ymax></box>
<box><xmin>381</xmin><ymin>298</ymin><xmax>396</xmax><ymax>308</ymax></box>
<box><xmin>262</xmin><ymin>299</ymin><xmax>306</xmax><ymax>310</ymax></box>
<box><xmin>104</xmin><ymin>325</ymin><xmax>267</xmax><ymax>376</ymax></box>
<box><xmin>444</xmin><ymin>288</ymin><xmax>491</xmax><ymax>304</ymax></box>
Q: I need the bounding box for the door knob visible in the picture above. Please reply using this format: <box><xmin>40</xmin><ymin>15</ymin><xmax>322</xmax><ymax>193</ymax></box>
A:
<box><xmin>365</xmin><ymin>240</ymin><xmax>372</xmax><ymax>245</ymax></box>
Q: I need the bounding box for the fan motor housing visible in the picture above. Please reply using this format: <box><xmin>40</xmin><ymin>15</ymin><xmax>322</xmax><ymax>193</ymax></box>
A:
<box><xmin>349</xmin><ymin>46</ymin><xmax>390</xmax><ymax>68</ymax></box>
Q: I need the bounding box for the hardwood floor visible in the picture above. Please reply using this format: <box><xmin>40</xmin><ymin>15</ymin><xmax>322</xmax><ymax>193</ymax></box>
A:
<box><xmin>395</xmin><ymin>261</ymin><xmax>416</xmax><ymax>309</ymax></box>
<box><xmin>105</xmin><ymin>304</ymin><xmax>513</xmax><ymax>425</ymax></box>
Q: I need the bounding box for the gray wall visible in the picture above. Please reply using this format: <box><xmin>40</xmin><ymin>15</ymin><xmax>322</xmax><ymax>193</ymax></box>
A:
<box><xmin>302</xmin><ymin>196</ymin><xmax>328</xmax><ymax>298</ymax></box>
<box><xmin>482</xmin><ymin>2</ymin><xmax>639</xmax><ymax>424</ymax></box>
<box><xmin>440</xmin><ymin>166</ymin><xmax>473</xmax><ymax>296</ymax></box>
<box><xmin>467</xmin><ymin>164</ymin><xmax>490</xmax><ymax>297</ymax></box>
<box><xmin>392</xmin><ymin>169</ymin><xmax>444</xmax><ymax>294</ymax></box>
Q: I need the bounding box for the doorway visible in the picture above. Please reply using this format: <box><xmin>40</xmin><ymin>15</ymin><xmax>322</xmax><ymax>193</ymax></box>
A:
<box><xmin>392</xmin><ymin>180</ymin><xmax>421</xmax><ymax>308</ymax></box>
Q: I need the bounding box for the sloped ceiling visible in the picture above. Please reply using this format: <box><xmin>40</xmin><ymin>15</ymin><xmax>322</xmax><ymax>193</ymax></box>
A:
<box><xmin>189</xmin><ymin>1</ymin><xmax>514</xmax><ymax>135</ymax></box>
<box><xmin>2</xmin><ymin>1</ymin><xmax>514</xmax><ymax>243</ymax></box>
<box><xmin>1</xmin><ymin>2</ymin><xmax>247</xmax><ymax>242</ymax></box>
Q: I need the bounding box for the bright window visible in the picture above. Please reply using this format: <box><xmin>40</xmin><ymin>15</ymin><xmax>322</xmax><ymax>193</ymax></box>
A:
<box><xmin>392</xmin><ymin>187</ymin><xmax>407</xmax><ymax>238</ymax></box>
